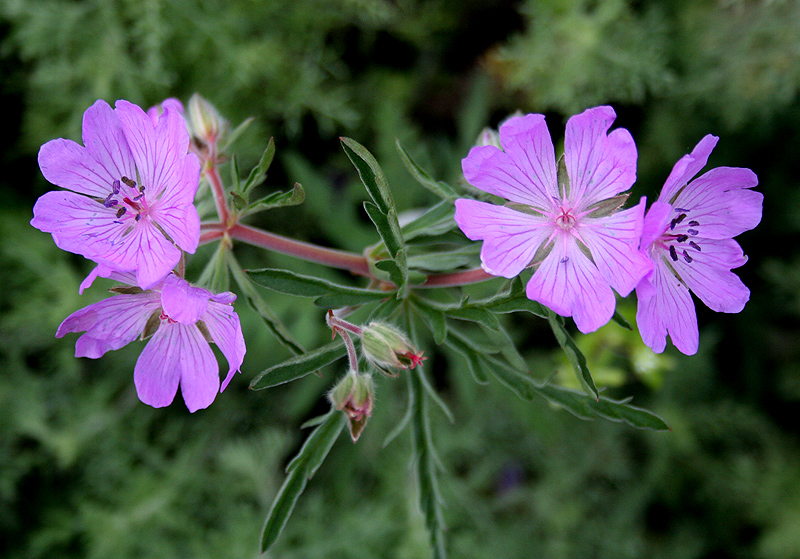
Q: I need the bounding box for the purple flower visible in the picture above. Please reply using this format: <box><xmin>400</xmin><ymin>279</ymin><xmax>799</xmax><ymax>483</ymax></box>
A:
<box><xmin>32</xmin><ymin>99</ymin><xmax>201</xmax><ymax>291</ymax></box>
<box><xmin>635</xmin><ymin>135</ymin><xmax>762</xmax><ymax>355</ymax></box>
<box><xmin>455</xmin><ymin>107</ymin><xmax>653</xmax><ymax>333</ymax></box>
<box><xmin>57</xmin><ymin>273</ymin><xmax>246</xmax><ymax>412</ymax></box>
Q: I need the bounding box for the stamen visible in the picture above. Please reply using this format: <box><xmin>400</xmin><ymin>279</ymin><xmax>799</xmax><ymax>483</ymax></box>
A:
<box><xmin>669</xmin><ymin>245</ymin><xmax>678</xmax><ymax>261</ymax></box>
<box><xmin>112</xmin><ymin>180</ymin><xmax>121</xmax><ymax>194</ymax></box>
<box><xmin>674</xmin><ymin>207</ymin><xmax>691</xmax><ymax>212</ymax></box>
<box><xmin>688</xmin><ymin>220</ymin><xmax>700</xmax><ymax>227</ymax></box>
<box><xmin>116</xmin><ymin>207</ymin><xmax>127</xmax><ymax>218</ymax></box>
<box><xmin>676</xmin><ymin>234</ymin><xmax>689</xmax><ymax>243</ymax></box>
<box><xmin>103</xmin><ymin>194</ymin><xmax>118</xmax><ymax>208</ymax></box>
<box><xmin>121</xmin><ymin>176</ymin><xmax>137</xmax><ymax>189</ymax></box>
<box><xmin>561</xmin><ymin>257</ymin><xmax>569</xmax><ymax>264</ymax></box>
<box><xmin>687</xmin><ymin>229</ymin><xmax>699</xmax><ymax>236</ymax></box>
<box><xmin>135</xmin><ymin>214</ymin><xmax>141</xmax><ymax>222</ymax></box>
<box><xmin>689</xmin><ymin>241</ymin><xmax>701</xmax><ymax>251</ymax></box>
<box><xmin>682</xmin><ymin>250</ymin><xmax>693</xmax><ymax>263</ymax></box>
<box><xmin>674</xmin><ymin>213</ymin><xmax>687</xmax><ymax>224</ymax></box>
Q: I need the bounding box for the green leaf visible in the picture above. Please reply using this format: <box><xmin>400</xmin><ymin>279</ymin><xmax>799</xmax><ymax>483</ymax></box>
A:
<box><xmin>395</xmin><ymin>138</ymin><xmax>458</xmax><ymax>201</ymax></box>
<box><xmin>261</xmin><ymin>410</ymin><xmax>346</xmax><ymax>552</ymax></box>
<box><xmin>341</xmin><ymin>137</ymin><xmax>394</xmax><ymax>215</ymax></box>
<box><xmin>484</xmin><ymin>356</ymin><xmax>670</xmax><ymax>430</ymax></box>
<box><xmin>363</xmin><ymin>201</ymin><xmax>404</xmax><ymax>260</ymax></box>
<box><xmin>196</xmin><ymin>241</ymin><xmax>230</xmax><ymax>293</ymax></box>
<box><xmin>448</xmin><ymin>306</ymin><xmax>501</xmax><ymax>331</ymax></box>
<box><xmin>409</xmin><ymin>369</ymin><xmax>448</xmax><ymax>559</ymax></box>
<box><xmin>228</xmin><ymin>255</ymin><xmax>304</xmax><ymax>355</ymax></box>
<box><xmin>407</xmin><ymin>248</ymin><xmax>474</xmax><ymax>272</ymax></box>
<box><xmin>247</xmin><ymin>268</ymin><xmax>391</xmax><ymax>304</ymax></box>
<box><xmin>547</xmin><ymin>310</ymin><xmax>599</xmax><ymax>400</ymax></box>
<box><xmin>374</xmin><ymin>257</ymin><xmax>409</xmax><ymax>297</ymax></box>
<box><xmin>249</xmin><ymin>340</ymin><xmax>348</xmax><ymax>390</ymax></box>
<box><xmin>243</xmin><ymin>137</ymin><xmax>276</xmax><ymax>193</ymax></box>
<box><xmin>445</xmin><ymin>329</ymin><xmax>492</xmax><ymax>385</ymax></box>
<box><xmin>219</xmin><ymin>116</ymin><xmax>254</xmax><ymax>153</ymax></box>
<box><xmin>412</xmin><ymin>301</ymin><xmax>447</xmax><ymax>344</ymax></box>
<box><xmin>242</xmin><ymin>183</ymin><xmax>305</xmax><ymax>216</ymax></box>
<box><xmin>401</xmin><ymin>200</ymin><xmax>458</xmax><ymax>241</ymax></box>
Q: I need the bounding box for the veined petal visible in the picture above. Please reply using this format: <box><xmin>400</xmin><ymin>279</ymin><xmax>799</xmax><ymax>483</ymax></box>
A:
<box><xmin>580</xmin><ymin>202</ymin><xmax>653</xmax><ymax>297</ymax></box>
<box><xmin>115</xmin><ymin>100</ymin><xmax>192</xmax><ymax>202</ymax></box>
<box><xmin>658</xmin><ymin>135</ymin><xmax>718</xmax><ymax>204</ymax></box>
<box><xmin>38</xmin><ymin>138</ymin><xmax>122</xmax><ymax>198</ymax></box>
<box><xmin>640</xmin><ymin>200</ymin><xmax>672</xmax><ymax>250</ymax></box>
<box><xmin>462</xmin><ymin>140</ymin><xmax>556</xmax><ymax>212</ymax></box>
<box><xmin>454</xmin><ymin>199</ymin><xmax>550</xmax><ymax>278</ymax></box>
<box><xmin>672</xmin><ymin>167</ymin><xmax>762</xmax><ymax>239</ymax></box>
<box><xmin>82</xmin><ymin>99</ymin><xmax>136</xmax><ymax>187</ymax></box>
<box><xmin>565</xmin><ymin>106</ymin><xmax>637</xmax><ymax>207</ymax></box>
<box><xmin>526</xmin><ymin>239</ymin><xmax>616</xmax><ymax>333</ymax></box>
<box><xmin>151</xmin><ymin>160</ymin><xmax>201</xmax><ymax>253</ymax></box>
<box><xmin>134</xmin><ymin>322</ymin><xmax>219</xmax><ymax>412</ymax></box>
<box><xmin>57</xmin><ymin>291</ymin><xmax>161</xmax><ymax>358</ymax></box>
<box><xmin>669</xmin><ymin>237</ymin><xmax>750</xmax><ymax>313</ymax></box>
<box><xmin>636</xmin><ymin>261</ymin><xmax>699</xmax><ymax>355</ymax></box>
<box><xmin>203</xmin><ymin>301</ymin><xmax>246</xmax><ymax>392</ymax></box>
<box><xmin>161</xmin><ymin>274</ymin><xmax>211</xmax><ymax>324</ymax></box>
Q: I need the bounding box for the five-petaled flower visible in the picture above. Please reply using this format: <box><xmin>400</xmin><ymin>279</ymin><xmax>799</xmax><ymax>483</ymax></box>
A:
<box><xmin>57</xmin><ymin>272</ymin><xmax>246</xmax><ymax>412</ymax></box>
<box><xmin>635</xmin><ymin>135</ymin><xmax>763</xmax><ymax>355</ymax></box>
<box><xmin>32</xmin><ymin>99</ymin><xmax>201</xmax><ymax>291</ymax></box>
<box><xmin>455</xmin><ymin>107</ymin><xmax>653</xmax><ymax>333</ymax></box>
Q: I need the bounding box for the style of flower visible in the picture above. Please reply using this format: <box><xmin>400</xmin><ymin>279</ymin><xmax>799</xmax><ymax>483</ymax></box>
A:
<box><xmin>56</xmin><ymin>273</ymin><xmax>246</xmax><ymax>412</ymax></box>
<box><xmin>32</xmin><ymin>99</ymin><xmax>201</xmax><ymax>291</ymax></box>
<box><xmin>455</xmin><ymin>107</ymin><xmax>653</xmax><ymax>333</ymax></box>
<box><xmin>635</xmin><ymin>135</ymin><xmax>762</xmax><ymax>355</ymax></box>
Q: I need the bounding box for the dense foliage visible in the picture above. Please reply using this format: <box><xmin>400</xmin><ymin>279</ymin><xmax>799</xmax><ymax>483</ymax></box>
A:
<box><xmin>1</xmin><ymin>0</ymin><xmax>799</xmax><ymax>558</ymax></box>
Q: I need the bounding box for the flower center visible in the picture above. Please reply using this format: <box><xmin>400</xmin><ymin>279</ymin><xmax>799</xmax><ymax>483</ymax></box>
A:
<box><xmin>103</xmin><ymin>176</ymin><xmax>149</xmax><ymax>224</ymax></box>
<box><xmin>661</xmin><ymin>207</ymin><xmax>701</xmax><ymax>264</ymax></box>
<box><xmin>555</xmin><ymin>206</ymin><xmax>577</xmax><ymax>230</ymax></box>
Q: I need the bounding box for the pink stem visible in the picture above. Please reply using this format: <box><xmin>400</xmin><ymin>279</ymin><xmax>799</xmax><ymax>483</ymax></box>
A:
<box><xmin>205</xmin><ymin>147</ymin><xmax>231</xmax><ymax>225</ymax></box>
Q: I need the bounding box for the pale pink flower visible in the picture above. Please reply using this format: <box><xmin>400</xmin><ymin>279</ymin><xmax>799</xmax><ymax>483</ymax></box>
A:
<box><xmin>455</xmin><ymin>107</ymin><xmax>652</xmax><ymax>333</ymax></box>
<box><xmin>32</xmin><ymin>99</ymin><xmax>200</xmax><ymax>291</ymax></box>
<box><xmin>57</xmin><ymin>273</ymin><xmax>246</xmax><ymax>412</ymax></box>
<box><xmin>635</xmin><ymin>135</ymin><xmax>763</xmax><ymax>354</ymax></box>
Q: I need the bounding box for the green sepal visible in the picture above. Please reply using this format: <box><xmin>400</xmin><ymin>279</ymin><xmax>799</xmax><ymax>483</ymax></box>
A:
<box><xmin>249</xmin><ymin>340</ymin><xmax>348</xmax><ymax>390</ymax></box>
<box><xmin>557</xmin><ymin>153</ymin><xmax>569</xmax><ymax>198</ymax></box>
<box><xmin>586</xmin><ymin>193</ymin><xmax>629</xmax><ymax>218</ymax></box>
<box><xmin>246</xmin><ymin>268</ymin><xmax>392</xmax><ymax>305</ymax></box>
<box><xmin>547</xmin><ymin>310</ymin><xmax>599</xmax><ymax>400</ymax></box>
<box><xmin>611</xmin><ymin>310</ymin><xmax>633</xmax><ymax>330</ymax></box>
<box><xmin>196</xmin><ymin>240</ymin><xmax>230</xmax><ymax>293</ymax></box>
<box><xmin>261</xmin><ymin>409</ymin><xmax>346</xmax><ymax>552</ymax></box>
<box><xmin>395</xmin><ymin>138</ymin><xmax>458</xmax><ymax>201</ymax></box>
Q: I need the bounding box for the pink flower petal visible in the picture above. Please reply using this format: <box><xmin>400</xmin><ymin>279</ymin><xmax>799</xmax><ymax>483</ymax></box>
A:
<box><xmin>134</xmin><ymin>322</ymin><xmax>219</xmax><ymax>412</ymax></box>
<box><xmin>669</xmin><ymin>237</ymin><xmax>750</xmax><ymax>313</ymax></box>
<box><xmin>161</xmin><ymin>274</ymin><xmax>212</xmax><ymax>324</ymax></box>
<box><xmin>454</xmin><ymin>199</ymin><xmax>551</xmax><ymax>278</ymax></box>
<box><xmin>579</xmin><ymin>202</ymin><xmax>653</xmax><ymax>297</ymax></box>
<box><xmin>81</xmin><ymin>99</ymin><xmax>136</xmax><ymax>187</ymax></box>
<box><xmin>672</xmin><ymin>167</ymin><xmax>762</xmax><ymax>239</ymax></box>
<box><xmin>57</xmin><ymin>292</ymin><xmax>160</xmax><ymax>358</ymax></box>
<box><xmin>526</xmin><ymin>239</ymin><xmax>616</xmax><ymax>333</ymax></box>
<box><xmin>462</xmin><ymin>115</ymin><xmax>558</xmax><ymax>211</ymax></box>
<box><xmin>640</xmin><ymin>200</ymin><xmax>672</xmax><ymax>250</ymax></box>
<box><xmin>564</xmin><ymin>106</ymin><xmax>636</xmax><ymax>207</ymax></box>
<box><xmin>38</xmin><ymin>138</ymin><xmax>122</xmax><ymax>199</ymax></box>
<box><xmin>636</xmin><ymin>261</ymin><xmax>699</xmax><ymax>355</ymax></box>
<box><xmin>658</xmin><ymin>135</ymin><xmax>718</xmax><ymax>204</ymax></box>
<box><xmin>203</xmin><ymin>300</ymin><xmax>246</xmax><ymax>392</ymax></box>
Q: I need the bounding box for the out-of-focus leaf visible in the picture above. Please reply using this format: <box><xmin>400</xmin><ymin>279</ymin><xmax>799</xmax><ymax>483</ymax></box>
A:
<box><xmin>547</xmin><ymin>310</ymin><xmax>599</xmax><ymax>400</ymax></box>
<box><xmin>261</xmin><ymin>409</ymin><xmax>345</xmax><ymax>552</ymax></box>
<box><xmin>242</xmin><ymin>137</ymin><xmax>276</xmax><ymax>193</ymax></box>
<box><xmin>401</xmin><ymin>201</ymin><xmax>458</xmax><ymax>241</ymax></box>
<box><xmin>395</xmin><ymin>138</ymin><xmax>458</xmax><ymax>201</ymax></box>
<box><xmin>249</xmin><ymin>340</ymin><xmax>347</xmax><ymax>390</ymax></box>
<box><xmin>611</xmin><ymin>310</ymin><xmax>633</xmax><ymax>330</ymax></box>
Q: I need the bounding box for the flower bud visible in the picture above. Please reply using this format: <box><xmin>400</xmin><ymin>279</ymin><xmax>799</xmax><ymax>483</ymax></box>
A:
<box><xmin>476</xmin><ymin>126</ymin><xmax>502</xmax><ymax>149</ymax></box>
<box><xmin>361</xmin><ymin>321</ymin><xmax>425</xmax><ymax>375</ymax></box>
<box><xmin>329</xmin><ymin>370</ymin><xmax>375</xmax><ymax>442</ymax></box>
<box><xmin>187</xmin><ymin>93</ymin><xmax>228</xmax><ymax>148</ymax></box>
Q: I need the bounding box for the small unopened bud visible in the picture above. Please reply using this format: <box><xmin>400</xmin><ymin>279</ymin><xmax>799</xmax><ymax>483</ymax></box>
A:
<box><xmin>187</xmin><ymin>93</ymin><xmax>228</xmax><ymax>148</ymax></box>
<box><xmin>329</xmin><ymin>370</ymin><xmax>375</xmax><ymax>442</ymax></box>
<box><xmin>476</xmin><ymin>126</ymin><xmax>501</xmax><ymax>149</ymax></box>
<box><xmin>361</xmin><ymin>321</ymin><xmax>425</xmax><ymax>376</ymax></box>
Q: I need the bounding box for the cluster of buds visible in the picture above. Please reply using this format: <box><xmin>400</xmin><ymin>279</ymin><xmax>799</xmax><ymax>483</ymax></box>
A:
<box><xmin>326</xmin><ymin>312</ymin><xmax>425</xmax><ymax>442</ymax></box>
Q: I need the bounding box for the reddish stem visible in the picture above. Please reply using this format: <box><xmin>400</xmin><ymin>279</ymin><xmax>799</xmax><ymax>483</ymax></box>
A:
<box><xmin>205</xmin><ymin>147</ymin><xmax>231</xmax><ymax>225</ymax></box>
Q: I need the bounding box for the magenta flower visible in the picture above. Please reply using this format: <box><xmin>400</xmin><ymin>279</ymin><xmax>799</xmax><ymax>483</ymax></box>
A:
<box><xmin>635</xmin><ymin>135</ymin><xmax>762</xmax><ymax>355</ymax></box>
<box><xmin>32</xmin><ymin>99</ymin><xmax>201</xmax><ymax>290</ymax></box>
<box><xmin>57</xmin><ymin>273</ymin><xmax>246</xmax><ymax>412</ymax></box>
<box><xmin>455</xmin><ymin>107</ymin><xmax>653</xmax><ymax>333</ymax></box>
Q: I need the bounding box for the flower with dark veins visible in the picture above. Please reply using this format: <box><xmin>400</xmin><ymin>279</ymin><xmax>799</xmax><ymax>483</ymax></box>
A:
<box><xmin>635</xmin><ymin>135</ymin><xmax>763</xmax><ymax>355</ymax></box>
<box><xmin>32</xmin><ymin>99</ymin><xmax>201</xmax><ymax>290</ymax></box>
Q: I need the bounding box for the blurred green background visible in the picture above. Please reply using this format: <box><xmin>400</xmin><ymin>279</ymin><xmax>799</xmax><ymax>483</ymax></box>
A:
<box><xmin>2</xmin><ymin>0</ymin><xmax>799</xmax><ymax>557</ymax></box>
